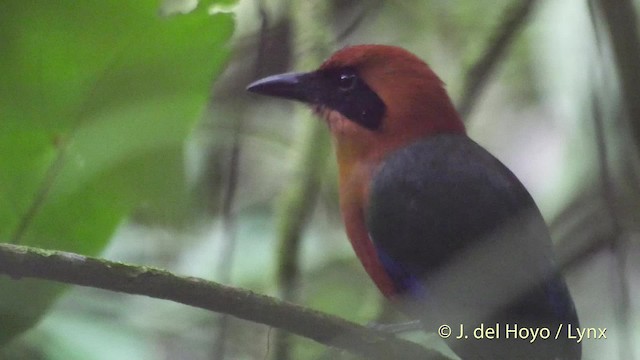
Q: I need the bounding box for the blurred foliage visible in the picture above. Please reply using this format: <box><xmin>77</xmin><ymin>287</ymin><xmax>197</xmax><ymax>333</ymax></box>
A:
<box><xmin>1</xmin><ymin>0</ymin><xmax>639</xmax><ymax>359</ymax></box>
<box><xmin>0</xmin><ymin>0</ymin><xmax>234</xmax><ymax>347</ymax></box>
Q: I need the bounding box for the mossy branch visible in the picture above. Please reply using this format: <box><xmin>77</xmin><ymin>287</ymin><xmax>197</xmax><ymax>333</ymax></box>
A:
<box><xmin>0</xmin><ymin>243</ymin><xmax>446</xmax><ymax>360</ymax></box>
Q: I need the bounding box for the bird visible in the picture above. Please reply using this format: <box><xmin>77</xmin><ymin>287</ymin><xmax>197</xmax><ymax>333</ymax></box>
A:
<box><xmin>247</xmin><ymin>45</ymin><xmax>581</xmax><ymax>360</ymax></box>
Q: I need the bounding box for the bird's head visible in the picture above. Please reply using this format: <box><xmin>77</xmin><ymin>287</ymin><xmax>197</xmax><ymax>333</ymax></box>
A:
<box><xmin>247</xmin><ymin>44</ymin><xmax>465</xmax><ymax>163</ymax></box>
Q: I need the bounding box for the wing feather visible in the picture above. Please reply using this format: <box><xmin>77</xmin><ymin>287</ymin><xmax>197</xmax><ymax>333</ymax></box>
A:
<box><xmin>366</xmin><ymin>134</ymin><xmax>580</xmax><ymax>359</ymax></box>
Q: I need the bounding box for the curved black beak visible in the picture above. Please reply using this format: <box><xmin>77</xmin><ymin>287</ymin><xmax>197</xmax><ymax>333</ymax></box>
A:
<box><xmin>246</xmin><ymin>72</ymin><xmax>316</xmax><ymax>104</ymax></box>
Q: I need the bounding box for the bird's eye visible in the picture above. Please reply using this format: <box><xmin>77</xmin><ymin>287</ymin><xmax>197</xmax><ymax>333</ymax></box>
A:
<box><xmin>338</xmin><ymin>71</ymin><xmax>357</xmax><ymax>91</ymax></box>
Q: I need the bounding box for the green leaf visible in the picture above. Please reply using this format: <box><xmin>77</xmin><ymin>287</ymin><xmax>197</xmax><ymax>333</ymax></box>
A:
<box><xmin>0</xmin><ymin>0</ymin><xmax>235</xmax><ymax>343</ymax></box>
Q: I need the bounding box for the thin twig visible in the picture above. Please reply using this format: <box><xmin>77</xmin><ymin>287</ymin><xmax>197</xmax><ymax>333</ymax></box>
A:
<box><xmin>0</xmin><ymin>243</ymin><xmax>445</xmax><ymax>360</ymax></box>
<box><xmin>458</xmin><ymin>0</ymin><xmax>537</xmax><ymax>119</ymax></box>
<box><xmin>336</xmin><ymin>0</ymin><xmax>384</xmax><ymax>42</ymax></box>
<box><xmin>587</xmin><ymin>2</ymin><xmax>634</xmax><ymax>358</ymax></box>
<box><xmin>211</xmin><ymin>2</ymin><xmax>272</xmax><ymax>358</ymax></box>
<box><xmin>211</xmin><ymin>114</ymin><xmax>242</xmax><ymax>359</ymax></box>
<box><xmin>595</xmin><ymin>0</ymin><xmax>640</xmax><ymax>149</ymax></box>
<box><xmin>272</xmin><ymin>0</ymin><xmax>334</xmax><ymax>359</ymax></box>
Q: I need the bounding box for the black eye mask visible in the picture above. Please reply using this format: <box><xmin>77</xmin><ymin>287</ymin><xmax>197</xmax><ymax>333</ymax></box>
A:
<box><xmin>247</xmin><ymin>67</ymin><xmax>386</xmax><ymax>131</ymax></box>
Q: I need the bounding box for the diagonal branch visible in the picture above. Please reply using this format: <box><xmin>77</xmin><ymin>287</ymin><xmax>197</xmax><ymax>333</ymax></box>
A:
<box><xmin>0</xmin><ymin>243</ymin><xmax>446</xmax><ymax>360</ymax></box>
<box><xmin>458</xmin><ymin>0</ymin><xmax>538</xmax><ymax>119</ymax></box>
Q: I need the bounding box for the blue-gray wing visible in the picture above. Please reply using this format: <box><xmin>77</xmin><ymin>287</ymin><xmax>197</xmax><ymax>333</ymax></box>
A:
<box><xmin>366</xmin><ymin>134</ymin><xmax>580</xmax><ymax>359</ymax></box>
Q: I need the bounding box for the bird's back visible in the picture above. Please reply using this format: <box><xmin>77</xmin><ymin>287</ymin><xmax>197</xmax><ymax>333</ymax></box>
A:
<box><xmin>366</xmin><ymin>134</ymin><xmax>581</xmax><ymax>359</ymax></box>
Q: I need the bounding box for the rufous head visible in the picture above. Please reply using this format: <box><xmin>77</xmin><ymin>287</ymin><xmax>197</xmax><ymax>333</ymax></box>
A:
<box><xmin>247</xmin><ymin>45</ymin><xmax>465</xmax><ymax>161</ymax></box>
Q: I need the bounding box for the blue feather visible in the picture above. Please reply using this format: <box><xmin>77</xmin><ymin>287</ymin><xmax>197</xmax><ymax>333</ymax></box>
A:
<box><xmin>376</xmin><ymin>247</ymin><xmax>427</xmax><ymax>299</ymax></box>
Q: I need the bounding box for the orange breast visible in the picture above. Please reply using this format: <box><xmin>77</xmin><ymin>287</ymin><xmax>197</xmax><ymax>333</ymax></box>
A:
<box><xmin>338</xmin><ymin>159</ymin><xmax>399</xmax><ymax>298</ymax></box>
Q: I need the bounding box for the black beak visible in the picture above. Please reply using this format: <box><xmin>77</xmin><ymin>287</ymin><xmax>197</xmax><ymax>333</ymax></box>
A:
<box><xmin>246</xmin><ymin>72</ymin><xmax>316</xmax><ymax>104</ymax></box>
